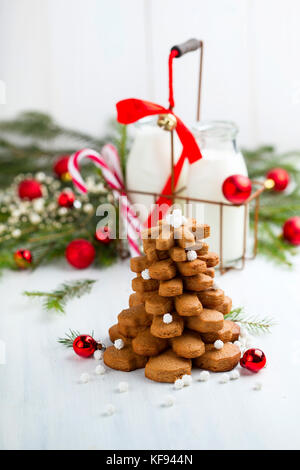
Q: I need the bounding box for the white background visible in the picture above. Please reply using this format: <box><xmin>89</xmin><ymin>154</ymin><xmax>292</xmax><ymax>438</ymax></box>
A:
<box><xmin>0</xmin><ymin>0</ymin><xmax>300</xmax><ymax>149</ymax></box>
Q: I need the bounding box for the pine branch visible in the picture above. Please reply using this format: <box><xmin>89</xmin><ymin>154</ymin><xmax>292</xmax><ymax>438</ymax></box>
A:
<box><xmin>225</xmin><ymin>307</ymin><xmax>277</xmax><ymax>335</ymax></box>
<box><xmin>57</xmin><ymin>329</ymin><xmax>81</xmax><ymax>347</ymax></box>
<box><xmin>23</xmin><ymin>279</ymin><xmax>97</xmax><ymax>314</ymax></box>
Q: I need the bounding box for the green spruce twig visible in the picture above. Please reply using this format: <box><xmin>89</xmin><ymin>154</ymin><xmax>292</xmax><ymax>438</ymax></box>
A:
<box><xmin>225</xmin><ymin>307</ymin><xmax>277</xmax><ymax>335</ymax></box>
<box><xmin>23</xmin><ymin>279</ymin><xmax>97</xmax><ymax>314</ymax></box>
<box><xmin>57</xmin><ymin>328</ymin><xmax>94</xmax><ymax>348</ymax></box>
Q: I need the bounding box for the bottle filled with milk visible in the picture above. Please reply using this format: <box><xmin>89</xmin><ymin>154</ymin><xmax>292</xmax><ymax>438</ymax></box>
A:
<box><xmin>188</xmin><ymin>120</ymin><xmax>248</xmax><ymax>264</ymax></box>
<box><xmin>126</xmin><ymin>116</ymin><xmax>184</xmax><ymax>224</ymax></box>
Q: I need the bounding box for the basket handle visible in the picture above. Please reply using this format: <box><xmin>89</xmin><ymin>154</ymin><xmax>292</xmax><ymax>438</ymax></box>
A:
<box><xmin>171</xmin><ymin>38</ymin><xmax>202</xmax><ymax>58</ymax></box>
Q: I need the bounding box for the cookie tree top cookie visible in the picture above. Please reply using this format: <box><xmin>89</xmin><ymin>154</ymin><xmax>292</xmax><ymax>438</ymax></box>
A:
<box><xmin>103</xmin><ymin>212</ymin><xmax>241</xmax><ymax>382</ymax></box>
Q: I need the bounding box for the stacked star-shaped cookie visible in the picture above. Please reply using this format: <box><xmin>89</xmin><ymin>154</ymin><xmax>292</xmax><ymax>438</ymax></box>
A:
<box><xmin>104</xmin><ymin>212</ymin><xmax>241</xmax><ymax>383</ymax></box>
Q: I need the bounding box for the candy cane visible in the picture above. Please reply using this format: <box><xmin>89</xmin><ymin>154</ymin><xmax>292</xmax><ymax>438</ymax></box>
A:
<box><xmin>68</xmin><ymin>145</ymin><xmax>142</xmax><ymax>256</ymax></box>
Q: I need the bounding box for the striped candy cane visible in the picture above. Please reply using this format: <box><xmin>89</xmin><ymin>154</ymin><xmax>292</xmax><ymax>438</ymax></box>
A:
<box><xmin>68</xmin><ymin>145</ymin><xmax>142</xmax><ymax>256</ymax></box>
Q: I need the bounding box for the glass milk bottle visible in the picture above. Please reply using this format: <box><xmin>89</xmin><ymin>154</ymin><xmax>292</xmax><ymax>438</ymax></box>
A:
<box><xmin>188</xmin><ymin>121</ymin><xmax>248</xmax><ymax>264</ymax></box>
<box><xmin>126</xmin><ymin>117</ymin><xmax>184</xmax><ymax>224</ymax></box>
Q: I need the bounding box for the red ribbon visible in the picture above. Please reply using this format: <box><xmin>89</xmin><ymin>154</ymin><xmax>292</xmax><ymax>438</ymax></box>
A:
<box><xmin>116</xmin><ymin>98</ymin><xmax>202</xmax><ymax>226</ymax></box>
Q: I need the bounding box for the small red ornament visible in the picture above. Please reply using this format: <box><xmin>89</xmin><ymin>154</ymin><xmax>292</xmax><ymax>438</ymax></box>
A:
<box><xmin>18</xmin><ymin>179</ymin><xmax>42</xmax><ymax>200</ymax></box>
<box><xmin>222</xmin><ymin>174</ymin><xmax>252</xmax><ymax>204</ymax></box>
<box><xmin>65</xmin><ymin>239</ymin><xmax>96</xmax><ymax>269</ymax></box>
<box><xmin>53</xmin><ymin>155</ymin><xmax>71</xmax><ymax>181</ymax></box>
<box><xmin>73</xmin><ymin>334</ymin><xmax>97</xmax><ymax>358</ymax></box>
<box><xmin>14</xmin><ymin>249</ymin><xmax>33</xmax><ymax>269</ymax></box>
<box><xmin>266</xmin><ymin>168</ymin><xmax>289</xmax><ymax>192</ymax></box>
<box><xmin>58</xmin><ymin>190</ymin><xmax>75</xmax><ymax>208</ymax></box>
<box><xmin>240</xmin><ymin>348</ymin><xmax>266</xmax><ymax>373</ymax></box>
<box><xmin>95</xmin><ymin>226</ymin><xmax>111</xmax><ymax>244</ymax></box>
<box><xmin>283</xmin><ymin>216</ymin><xmax>300</xmax><ymax>246</ymax></box>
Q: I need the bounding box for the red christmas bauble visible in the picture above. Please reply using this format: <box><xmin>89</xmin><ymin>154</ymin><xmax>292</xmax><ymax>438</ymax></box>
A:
<box><xmin>73</xmin><ymin>334</ymin><xmax>97</xmax><ymax>358</ymax></box>
<box><xmin>65</xmin><ymin>239</ymin><xmax>96</xmax><ymax>269</ymax></box>
<box><xmin>283</xmin><ymin>216</ymin><xmax>300</xmax><ymax>246</ymax></box>
<box><xmin>222</xmin><ymin>175</ymin><xmax>252</xmax><ymax>204</ymax></box>
<box><xmin>58</xmin><ymin>191</ymin><xmax>75</xmax><ymax>208</ymax></box>
<box><xmin>14</xmin><ymin>249</ymin><xmax>33</xmax><ymax>269</ymax></box>
<box><xmin>266</xmin><ymin>168</ymin><xmax>289</xmax><ymax>192</ymax></box>
<box><xmin>95</xmin><ymin>226</ymin><xmax>111</xmax><ymax>244</ymax></box>
<box><xmin>53</xmin><ymin>155</ymin><xmax>71</xmax><ymax>181</ymax></box>
<box><xmin>18</xmin><ymin>179</ymin><xmax>42</xmax><ymax>200</ymax></box>
<box><xmin>240</xmin><ymin>348</ymin><xmax>266</xmax><ymax>373</ymax></box>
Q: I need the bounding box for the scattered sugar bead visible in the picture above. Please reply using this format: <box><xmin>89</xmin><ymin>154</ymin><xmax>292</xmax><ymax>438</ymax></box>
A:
<box><xmin>105</xmin><ymin>404</ymin><xmax>116</xmax><ymax>416</ymax></box>
<box><xmin>114</xmin><ymin>339</ymin><xmax>124</xmax><ymax>350</ymax></box>
<box><xmin>141</xmin><ymin>268</ymin><xmax>151</xmax><ymax>280</ymax></box>
<box><xmin>198</xmin><ymin>371</ymin><xmax>210</xmax><ymax>382</ymax></box>
<box><xmin>212</xmin><ymin>282</ymin><xmax>220</xmax><ymax>290</ymax></box>
<box><xmin>163</xmin><ymin>313</ymin><xmax>173</xmax><ymax>324</ymax></box>
<box><xmin>94</xmin><ymin>350</ymin><xmax>103</xmax><ymax>360</ymax></box>
<box><xmin>95</xmin><ymin>364</ymin><xmax>105</xmax><ymax>375</ymax></box>
<box><xmin>174</xmin><ymin>378</ymin><xmax>184</xmax><ymax>390</ymax></box>
<box><xmin>253</xmin><ymin>382</ymin><xmax>263</xmax><ymax>391</ymax></box>
<box><xmin>229</xmin><ymin>369</ymin><xmax>240</xmax><ymax>380</ymax></box>
<box><xmin>118</xmin><ymin>381</ymin><xmax>129</xmax><ymax>393</ymax></box>
<box><xmin>162</xmin><ymin>395</ymin><xmax>175</xmax><ymax>407</ymax></box>
<box><xmin>214</xmin><ymin>340</ymin><xmax>224</xmax><ymax>350</ymax></box>
<box><xmin>234</xmin><ymin>340</ymin><xmax>242</xmax><ymax>350</ymax></box>
<box><xmin>239</xmin><ymin>326</ymin><xmax>248</xmax><ymax>338</ymax></box>
<box><xmin>219</xmin><ymin>373</ymin><xmax>230</xmax><ymax>384</ymax></box>
<box><xmin>186</xmin><ymin>250</ymin><xmax>197</xmax><ymax>262</ymax></box>
<box><xmin>182</xmin><ymin>374</ymin><xmax>192</xmax><ymax>386</ymax></box>
<box><xmin>79</xmin><ymin>372</ymin><xmax>90</xmax><ymax>384</ymax></box>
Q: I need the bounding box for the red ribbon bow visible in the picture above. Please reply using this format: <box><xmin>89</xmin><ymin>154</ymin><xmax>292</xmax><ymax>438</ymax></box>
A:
<box><xmin>116</xmin><ymin>49</ymin><xmax>202</xmax><ymax>226</ymax></box>
<box><xmin>117</xmin><ymin>99</ymin><xmax>202</xmax><ymax>225</ymax></box>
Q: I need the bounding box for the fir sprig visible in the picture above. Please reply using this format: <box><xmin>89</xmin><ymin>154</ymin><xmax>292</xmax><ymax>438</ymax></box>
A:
<box><xmin>57</xmin><ymin>328</ymin><xmax>94</xmax><ymax>348</ymax></box>
<box><xmin>225</xmin><ymin>307</ymin><xmax>276</xmax><ymax>335</ymax></box>
<box><xmin>23</xmin><ymin>279</ymin><xmax>97</xmax><ymax>314</ymax></box>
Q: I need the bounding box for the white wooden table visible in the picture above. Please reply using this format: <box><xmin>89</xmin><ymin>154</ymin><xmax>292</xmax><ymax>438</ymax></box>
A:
<box><xmin>0</xmin><ymin>256</ymin><xmax>299</xmax><ymax>450</ymax></box>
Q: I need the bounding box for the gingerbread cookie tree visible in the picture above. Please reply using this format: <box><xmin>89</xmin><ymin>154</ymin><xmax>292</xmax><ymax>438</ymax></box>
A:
<box><xmin>104</xmin><ymin>210</ymin><xmax>241</xmax><ymax>383</ymax></box>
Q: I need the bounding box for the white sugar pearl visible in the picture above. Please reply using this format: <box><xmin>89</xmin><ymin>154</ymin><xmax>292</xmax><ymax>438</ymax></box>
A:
<box><xmin>163</xmin><ymin>395</ymin><xmax>175</xmax><ymax>407</ymax></box>
<box><xmin>166</xmin><ymin>210</ymin><xmax>186</xmax><ymax>229</ymax></box>
<box><xmin>229</xmin><ymin>369</ymin><xmax>240</xmax><ymax>380</ymax></box>
<box><xmin>79</xmin><ymin>372</ymin><xmax>90</xmax><ymax>384</ymax></box>
<box><xmin>253</xmin><ymin>382</ymin><xmax>263</xmax><ymax>391</ymax></box>
<box><xmin>114</xmin><ymin>339</ymin><xmax>124</xmax><ymax>350</ymax></box>
<box><xmin>234</xmin><ymin>340</ymin><xmax>242</xmax><ymax>350</ymax></box>
<box><xmin>141</xmin><ymin>269</ymin><xmax>151</xmax><ymax>280</ymax></box>
<box><xmin>105</xmin><ymin>404</ymin><xmax>116</xmax><ymax>416</ymax></box>
<box><xmin>172</xmin><ymin>217</ymin><xmax>182</xmax><ymax>229</ymax></box>
<box><xmin>239</xmin><ymin>326</ymin><xmax>248</xmax><ymax>338</ymax></box>
<box><xmin>95</xmin><ymin>364</ymin><xmax>105</xmax><ymax>375</ymax></box>
<box><xmin>118</xmin><ymin>381</ymin><xmax>129</xmax><ymax>393</ymax></box>
<box><xmin>186</xmin><ymin>250</ymin><xmax>197</xmax><ymax>261</ymax></box>
<box><xmin>219</xmin><ymin>373</ymin><xmax>230</xmax><ymax>384</ymax></box>
<box><xmin>173</xmin><ymin>209</ymin><xmax>183</xmax><ymax>218</ymax></box>
<box><xmin>198</xmin><ymin>371</ymin><xmax>210</xmax><ymax>382</ymax></box>
<box><xmin>73</xmin><ymin>200</ymin><xmax>82</xmax><ymax>209</ymax></box>
<box><xmin>182</xmin><ymin>374</ymin><xmax>192</xmax><ymax>386</ymax></box>
<box><xmin>163</xmin><ymin>313</ymin><xmax>173</xmax><ymax>324</ymax></box>
<box><xmin>212</xmin><ymin>282</ymin><xmax>220</xmax><ymax>290</ymax></box>
<box><xmin>174</xmin><ymin>378</ymin><xmax>184</xmax><ymax>390</ymax></box>
<box><xmin>94</xmin><ymin>350</ymin><xmax>103</xmax><ymax>361</ymax></box>
<box><xmin>214</xmin><ymin>340</ymin><xmax>224</xmax><ymax>350</ymax></box>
